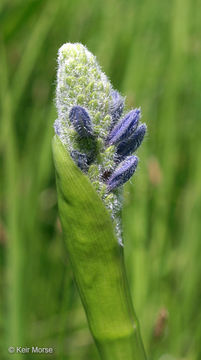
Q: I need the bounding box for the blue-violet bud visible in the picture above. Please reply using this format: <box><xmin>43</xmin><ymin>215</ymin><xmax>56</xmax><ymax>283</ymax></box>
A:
<box><xmin>107</xmin><ymin>156</ymin><xmax>138</xmax><ymax>192</ymax></box>
<box><xmin>69</xmin><ymin>106</ymin><xmax>94</xmax><ymax>138</ymax></box>
<box><xmin>117</xmin><ymin>124</ymin><xmax>147</xmax><ymax>158</ymax></box>
<box><xmin>107</xmin><ymin>108</ymin><xmax>141</xmax><ymax>146</ymax></box>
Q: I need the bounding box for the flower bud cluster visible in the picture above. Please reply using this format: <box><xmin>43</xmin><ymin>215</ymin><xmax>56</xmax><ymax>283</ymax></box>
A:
<box><xmin>55</xmin><ymin>43</ymin><xmax>146</xmax><ymax>245</ymax></box>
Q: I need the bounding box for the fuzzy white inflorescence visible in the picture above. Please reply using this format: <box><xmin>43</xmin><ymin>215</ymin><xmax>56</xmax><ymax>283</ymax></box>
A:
<box><xmin>54</xmin><ymin>43</ymin><xmax>145</xmax><ymax>245</ymax></box>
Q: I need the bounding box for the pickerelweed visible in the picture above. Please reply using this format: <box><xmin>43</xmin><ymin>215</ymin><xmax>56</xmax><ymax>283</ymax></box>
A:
<box><xmin>54</xmin><ymin>43</ymin><xmax>146</xmax><ymax>245</ymax></box>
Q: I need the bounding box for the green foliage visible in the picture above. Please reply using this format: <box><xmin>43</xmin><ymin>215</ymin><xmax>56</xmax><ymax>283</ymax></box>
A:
<box><xmin>0</xmin><ymin>0</ymin><xmax>201</xmax><ymax>359</ymax></box>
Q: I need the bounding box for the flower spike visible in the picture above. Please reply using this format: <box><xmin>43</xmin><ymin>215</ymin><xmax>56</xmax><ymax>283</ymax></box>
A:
<box><xmin>54</xmin><ymin>43</ymin><xmax>146</xmax><ymax>244</ymax></box>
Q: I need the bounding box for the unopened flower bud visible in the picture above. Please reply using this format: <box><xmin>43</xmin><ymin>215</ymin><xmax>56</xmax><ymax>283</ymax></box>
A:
<box><xmin>107</xmin><ymin>108</ymin><xmax>140</xmax><ymax>145</ymax></box>
<box><xmin>117</xmin><ymin>123</ymin><xmax>147</xmax><ymax>158</ymax></box>
<box><xmin>107</xmin><ymin>156</ymin><xmax>138</xmax><ymax>191</ymax></box>
<box><xmin>69</xmin><ymin>106</ymin><xmax>94</xmax><ymax>138</ymax></box>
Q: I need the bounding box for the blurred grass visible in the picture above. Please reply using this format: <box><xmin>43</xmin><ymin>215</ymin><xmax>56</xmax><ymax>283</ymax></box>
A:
<box><xmin>0</xmin><ymin>0</ymin><xmax>201</xmax><ymax>359</ymax></box>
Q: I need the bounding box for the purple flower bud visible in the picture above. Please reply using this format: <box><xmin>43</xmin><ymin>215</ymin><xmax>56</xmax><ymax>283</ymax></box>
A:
<box><xmin>107</xmin><ymin>108</ymin><xmax>140</xmax><ymax>146</ymax></box>
<box><xmin>71</xmin><ymin>150</ymin><xmax>88</xmax><ymax>171</ymax></box>
<box><xmin>107</xmin><ymin>155</ymin><xmax>138</xmax><ymax>192</ymax></box>
<box><xmin>117</xmin><ymin>124</ymin><xmax>147</xmax><ymax>158</ymax></box>
<box><xmin>109</xmin><ymin>90</ymin><xmax>124</xmax><ymax>123</ymax></box>
<box><xmin>69</xmin><ymin>106</ymin><xmax>93</xmax><ymax>138</ymax></box>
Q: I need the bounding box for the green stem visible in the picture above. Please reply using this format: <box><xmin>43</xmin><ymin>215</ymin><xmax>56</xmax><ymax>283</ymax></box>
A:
<box><xmin>53</xmin><ymin>137</ymin><xmax>147</xmax><ymax>360</ymax></box>
<box><xmin>95</xmin><ymin>252</ymin><xmax>147</xmax><ymax>360</ymax></box>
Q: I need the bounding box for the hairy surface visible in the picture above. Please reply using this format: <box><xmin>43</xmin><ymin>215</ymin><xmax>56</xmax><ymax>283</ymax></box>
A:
<box><xmin>54</xmin><ymin>43</ymin><xmax>146</xmax><ymax>244</ymax></box>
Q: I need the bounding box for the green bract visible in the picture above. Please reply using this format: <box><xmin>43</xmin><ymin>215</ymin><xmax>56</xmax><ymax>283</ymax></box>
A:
<box><xmin>52</xmin><ymin>137</ymin><xmax>146</xmax><ymax>360</ymax></box>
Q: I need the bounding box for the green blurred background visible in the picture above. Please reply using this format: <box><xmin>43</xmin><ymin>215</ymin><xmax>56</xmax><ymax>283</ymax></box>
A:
<box><xmin>0</xmin><ymin>0</ymin><xmax>201</xmax><ymax>359</ymax></box>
